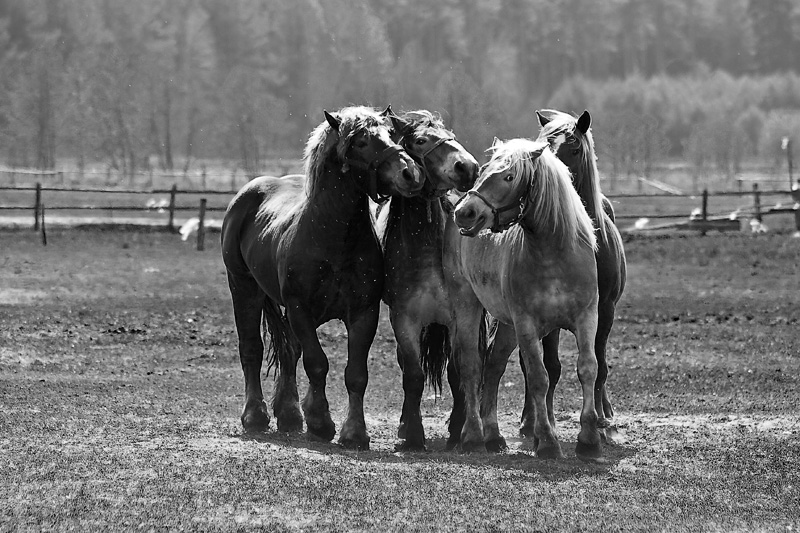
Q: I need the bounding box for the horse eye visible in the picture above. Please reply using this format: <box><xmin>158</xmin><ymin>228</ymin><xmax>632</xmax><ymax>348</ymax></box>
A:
<box><xmin>414</xmin><ymin>137</ymin><xmax>427</xmax><ymax>146</ymax></box>
<box><xmin>504</xmin><ymin>174</ymin><xmax>514</xmax><ymax>182</ymax></box>
<box><xmin>571</xmin><ymin>148</ymin><xmax>580</xmax><ymax>156</ymax></box>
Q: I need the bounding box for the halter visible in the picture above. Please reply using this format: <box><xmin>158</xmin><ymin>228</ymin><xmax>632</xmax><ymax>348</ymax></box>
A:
<box><xmin>456</xmin><ymin>176</ymin><xmax>532</xmax><ymax>233</ymax></box>
<box><xmin>403</xmin><ymin>134</ymin><xmax>456</xmax><ymax>181</ymax></box>
<box><xmin>345</xmin><ymin>144</ymin><xmax>405</xmax><ymax>204</ymax></box>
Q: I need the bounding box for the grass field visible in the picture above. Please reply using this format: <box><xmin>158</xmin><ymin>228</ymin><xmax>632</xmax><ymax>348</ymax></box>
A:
<box><xmin>1</xmin><ymin>229</ymin><xmax>799</xmax><ymax>531</ymax></box>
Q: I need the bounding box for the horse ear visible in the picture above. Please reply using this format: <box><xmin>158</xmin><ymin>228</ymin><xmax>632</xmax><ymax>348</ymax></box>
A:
<box><xmin>536</xmin><ymin>111</ymin><xmax>550</xmax><ymax>128</ymax></box>
<box><xmin>324</xmin><ymin>110</ymin><xmax>340</xmax><ymax>132</ymax></box>
<box><xmin>576</xmin><ymin>110</ymin><xmax>591</xmax><ymax>134</ymax></box>
<box><xmin>492</xmin><ymin>136</ymin><xmax>501</xmax><ymax>147</ymax></box>
<box><xmin>530</xmin><ymin>142</ymin><xmax>547</xmax><ymax>158</ymax></box>
<box><xmin>390</xmin><ymin>115</ymin><xmax>411</xmax><ymax>136</ymax></box>
<box><xmin>381</xmin><ymin>104</ymin><xmax>395</xmax><ymax>117</ymax></box>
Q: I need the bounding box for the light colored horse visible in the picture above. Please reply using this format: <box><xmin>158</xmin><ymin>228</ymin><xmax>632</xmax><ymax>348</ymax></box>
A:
<box><xmin>446</xmin><ymin>138</ymin><xmax>602</xmax><ymax>460</ymax></box>
<box><xmin>221</xmin><ymin>106</ymin><xmax>423</xmax><ymax>450</ymax></box>
<box><xmin>515</xmin><ymin>109</ymin><xmax>627</xmax><ymax>440</ymax></box>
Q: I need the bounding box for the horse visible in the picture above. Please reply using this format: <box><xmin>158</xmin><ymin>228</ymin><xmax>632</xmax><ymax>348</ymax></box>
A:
<box><xmin>221</xmin><ymin>106</ymin><xmax>424</xmax><ymax>450</ymax></box>
<box><xmin>446</xmin><ymin>138</ymin><xmax>602</xmax><ymax>460</ymax></box>
<box><xmin>373</xmin><ymin>109</ymin><xmax>479</xmax><ymax>450</ymax></box>
<box><xmin>513</xmin><ymin>109</ymin><xmax>625</xmax><ymax>440</ymax></box>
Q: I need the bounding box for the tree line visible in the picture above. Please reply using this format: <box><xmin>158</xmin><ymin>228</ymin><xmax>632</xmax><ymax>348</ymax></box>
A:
<box><xmin>1</xmin><ymin>0</ymin><xmax>798</xmax><ymax>180</ymax></box>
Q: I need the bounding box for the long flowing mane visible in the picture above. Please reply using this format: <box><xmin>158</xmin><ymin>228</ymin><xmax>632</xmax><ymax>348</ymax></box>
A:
<box><xmin>303</xmin><ymin>106</ymin><xmax>388</xmax><ymax>199</ymax></box>
<box><xmin>485</xmin><ymin>139</ymin><xmax>596</xmax><ymax>250</ymax></box>
<box><xmin>537</xmin><ymin>110</ymin><xmax>607</xmax><ymax>241</ymax></box>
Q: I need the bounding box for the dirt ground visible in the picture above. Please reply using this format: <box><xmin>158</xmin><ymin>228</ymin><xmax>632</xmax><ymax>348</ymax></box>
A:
<box><xmin>0</xmin><ymin>228</ymin><xmax>798</xmax><ymax>531</ymax></box>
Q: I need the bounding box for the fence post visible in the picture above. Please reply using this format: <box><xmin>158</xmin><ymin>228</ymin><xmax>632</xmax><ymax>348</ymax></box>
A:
<box><xmin>40</xmin><ymin>202</ymin><xmax>47</xmax><ymax>246</ymax></box>
<box><xmin>34</xmin><ymin>182</ymin><xmax>42</xmax><ymax>231</ymax></box>
<box><xmin>701</xmin><ymin>188</ymin><xmax>708</xmax><ymax>236</ymax></box>
<box><xmin>197</xmin><ymin>198</ymin><xmax>207</xmax><ymax>251</ymax></box>
<box><xmin>167</xmin><ymin>184</ymin><xmax>177</xmax><ymax>232</ymax></box>
<box><xmin>753</xmin><ymin>183</ymin><xmax>762</xmax><ymax>223</ymax></box>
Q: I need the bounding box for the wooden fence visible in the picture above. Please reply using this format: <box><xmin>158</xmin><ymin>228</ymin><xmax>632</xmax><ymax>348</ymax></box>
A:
<box><xmin>2</xmin><ymin>182</ymin><xmax>799</xmax><ymax>250</ymax></box>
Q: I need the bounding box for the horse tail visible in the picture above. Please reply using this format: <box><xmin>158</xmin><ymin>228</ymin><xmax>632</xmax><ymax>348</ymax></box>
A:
<box><xmin>261</xmin><ymin>299</ymin><xmax>300</xmax><ymax>376</ymax></box>
<box><xmin>420</xmin><ymin>323</ymin><xmax>450</xmax><ymax>393</ymax></box>
<box><xmin>479</xmin><ymin>309</ymin><xmax>498</xmax><ymax>383</ymax></box>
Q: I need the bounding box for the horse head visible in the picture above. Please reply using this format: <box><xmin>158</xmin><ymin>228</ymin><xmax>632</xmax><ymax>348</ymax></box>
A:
<box><xmin>536</xmin><ymin>109</ymin><xmax>592</xmax><ymax>188</ymax></box>
<box><xmin>388</xmin><ymin>109</ymin><xmax>479</xmax><ymax>196</ymax></box>
<box><xmin>318</xmin><ymin>107</ymin><xmax>424</xmax><ymax>201</ymax></box>
<box><xmin>454</xmin><ymin>139</ymin><xmax>547</xmax><ymax>236</ymax></box>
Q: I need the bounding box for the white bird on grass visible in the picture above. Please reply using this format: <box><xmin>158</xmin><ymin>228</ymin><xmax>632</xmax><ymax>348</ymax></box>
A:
<box><xmin>179</xmin><ymin>218</ymin><xmax>200</xmax><ymax>241</ymax></box>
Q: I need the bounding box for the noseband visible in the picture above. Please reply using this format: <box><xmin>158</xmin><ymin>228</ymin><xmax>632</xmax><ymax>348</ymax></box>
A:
<box><xmin>345</xmin><ymin>144</ymin><xmax>405</xmax><ymax>203</ymax></box>
<box><xmin>457</xmin><ymin>177</ymin><xmax>531</xmax><ymax>233</ymax></box>
<box><xmin>403</xmin><ymin>134</ymin><xmax>456</xmax><ymax>183</ymax></box>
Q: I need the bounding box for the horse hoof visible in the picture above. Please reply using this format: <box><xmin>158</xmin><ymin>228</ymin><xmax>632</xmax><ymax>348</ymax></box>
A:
<box><xmin>445</xmin><ymin>435</ymin><xmax>460</xmax><ymax>451</ymax></box>
<box><xmin>276</xmin><ymin>415</ymin><xmax>303</xmax><ymax>433</ymax></box>
<box><xmin>460</xmin><ymin>439</ymin><xmax>485</xmax><ymax>454</ymax></box>
<box><xmin>576</xmin><ymin>441</ymin><xmax>604</xmax><ymax>462</ymax></box>
<box><xmin>597</xmin><ymin>417</ymin><xmax>611</xmax><ymax>429</ymax></box>
<box><xmin>306</xmin><ymin>422</ymin><xmax>336</xmax><ymax>442</ymax></box>
<box><xmin>519</xmin><ymin>424</ymin><xmax>535</xmax><ymax>438</ymax></box>
<box><xmin>241</xmin><ymin>402</ymin><xmax>270</xmax><ymax>433</ymax></box>
<box><xmin>485</xmin><ymin>437</ymin><xmax>507</xmax><ymax>453</ymax></box>
<box><xmin>395</xmin><ymin>440</ymin><xmax>426</xmax><ymax>452</ymax></box>
<box><xmin>339</xmin><ymin>437</ymin><xmax>370</xmax><ymax>451</ymax></box>
<box><xmin>536</xmin><ymin>442</ymin><xmax>564</xmax><ymax>460</ymax></box>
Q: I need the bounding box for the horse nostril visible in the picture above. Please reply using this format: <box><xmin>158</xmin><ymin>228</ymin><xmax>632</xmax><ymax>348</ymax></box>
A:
<box><xmin>402</xmin><ymin>168</ymin><xmax>416</xmax><ymax>183</ymax></box>
<box><xmin>458</xmin><ymin>205</ymin><xmax>475</xmax><ymax>222</ymax></box>
<box><xmin>454</xmin><ymin>161</ymin><xmax>465</xmax><ymax>176</ymax></box>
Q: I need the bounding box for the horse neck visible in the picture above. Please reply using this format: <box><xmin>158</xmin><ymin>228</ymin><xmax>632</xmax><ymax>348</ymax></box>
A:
<box><xmin>571</xmin><ymin>167</ymin><xmax>597</xmax><ymax>219</ymax></box>
<box><xmin>306</xmin><ymin>162</ymin><xmax>371</xmax><ymax>230</ymax></box>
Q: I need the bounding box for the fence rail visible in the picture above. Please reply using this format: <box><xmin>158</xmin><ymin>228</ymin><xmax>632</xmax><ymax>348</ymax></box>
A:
<box><xmin>2</xmin><ymin>180</ymin><xmax>799</xmax><ymax>249</ymax></box>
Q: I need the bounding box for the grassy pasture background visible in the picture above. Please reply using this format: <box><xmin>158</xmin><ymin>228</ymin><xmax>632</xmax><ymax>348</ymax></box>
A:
<box><xmin>0</xmin><ymin>229</ymin><xmax>799</xmax><ymax>531</ymax></box>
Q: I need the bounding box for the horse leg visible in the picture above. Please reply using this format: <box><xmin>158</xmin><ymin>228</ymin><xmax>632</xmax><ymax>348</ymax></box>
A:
<box><xmin>266</xmin><ymin>297</ymin><xmax>303</xmax><ymax>433</ymax></box>
<box><xmin>445</xmin><ymin>355</ymin><xmax>465</xmax><ymax>450</ymax></box>
<box><xmin>543</xmin><ymin>329</ymin><xmax>562</xmax><ymax>428</ymax></box>
<box><xmin>481</xmin><ymin>321</ymin><xmax>516</xmax><ymax>453</ymax></box>
<box><xmin>596</xmin><ymin>300</ymin><xmax>615</xmax><ymax>422</ymax></box>
<box><xmin>285</xmin><ymin>301</ymin><xmax>335</xmax><ymax>442</ymax></box>
<box><xmin>227</xmin><ymin>272</ymin><xmax>270</xmax><ymax>433</ymax></box>
<box><xmin>516</xmin><ymin>325</ymin><xmax>563</xmax><ymax>459</ymax></box>
<box><xmin>521</xmin><ymin>330</ymin><xmax>560</xmax><ymax>437</ymax></box>
<box><xmin>339</xmin><ymin>303</ymin><xmax>380</xmax><ymax>450</ymax></box>
<box><xmin>451</xmin><ymin>304</ymin><xmax>486</xmax><ymax>452</ymax></box>
<box><xmin>391</xmin><ymin>314</ymin><xmax>426</xmax><ymax>451</ymax></box>
<box><xmin>574</xmin><ymin>312</ymin><xmax>602</xmax><ymax>461</ymax></box>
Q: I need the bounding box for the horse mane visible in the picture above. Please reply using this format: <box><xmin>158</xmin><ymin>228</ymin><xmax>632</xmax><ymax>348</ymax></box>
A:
<box><xmin>537</xmin><ymin>109</ymin><xmax>607</xmax><ymax>242</ymax></box>
<box><xmin>302</xmin><ymin>106</ymin><xmax>388</xmax><ymax>199</ymax></box>
<box><xmin>398</xmin><ymin>109</ymin><xmax>446</xmax><ymax>132</ymax></box>
<box><xmin>486</xmin><ymin>138</ymin><xmax>596</xmax><ymax>251</ymax></box>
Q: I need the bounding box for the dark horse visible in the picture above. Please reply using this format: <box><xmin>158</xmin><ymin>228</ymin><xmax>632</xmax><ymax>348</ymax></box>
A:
<box><xmin>221</xmin><ymin>106</ymin><xmax>423</xmax><ymax>449</ymax></box>
<box><xmin>374</xmin><ymin>110</ymin><xmax>479</xmax><ymax>450</ymax></box>
<box><xmin>513</xmin><ymin>109</ymin><xmax>627</xmax><ymax>440</ymax></box>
